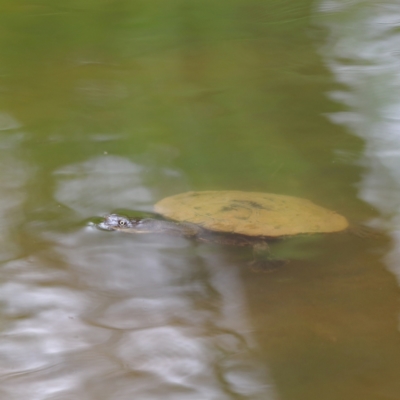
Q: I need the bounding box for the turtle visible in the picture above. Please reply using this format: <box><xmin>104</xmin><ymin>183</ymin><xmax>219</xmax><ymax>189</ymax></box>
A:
<box><xmin>97</xmin><ymin>190</ymin><xmax>349</xmax><ymax>271</ymax></box>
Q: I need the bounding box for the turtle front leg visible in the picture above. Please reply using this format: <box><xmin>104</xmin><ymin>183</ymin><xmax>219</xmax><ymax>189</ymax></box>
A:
<box><xmin>249</xmin><ymin>241</ymin><xmax>287</xmax><ymax>273</ymax></box>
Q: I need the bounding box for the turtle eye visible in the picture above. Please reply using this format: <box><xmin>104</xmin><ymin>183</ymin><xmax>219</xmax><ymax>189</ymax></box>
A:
<box><xmin>119</xmin><ymin>219</ymin><xmax>127</xmax><ymax>227</ymax></box>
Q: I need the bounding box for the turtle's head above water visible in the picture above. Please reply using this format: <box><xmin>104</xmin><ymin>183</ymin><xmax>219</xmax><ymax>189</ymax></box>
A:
<box><xmin>97</xmin><ymin>214</ymin><xmax>136</xmax><ymax>231</ymax></box>
<box><xmin>97</xmin><ymin>213</ymin><xmax>162</xmax><ymax>233</ymax></box>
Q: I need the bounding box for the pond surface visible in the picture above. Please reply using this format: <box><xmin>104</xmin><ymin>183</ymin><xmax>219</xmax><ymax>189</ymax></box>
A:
<box><xmin>1</xmin><ymin>1</ymin><xmax>400</xmax><ymax>399</ymax></box>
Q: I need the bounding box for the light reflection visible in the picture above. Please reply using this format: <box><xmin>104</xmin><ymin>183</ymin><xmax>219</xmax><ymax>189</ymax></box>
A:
<box><xmin>0</xmin><ymin>112</ymin><xmax>22</xmax><ymax>131</ymax></box>
<box><xmin>318</xmin><ymin>0</ymin><xmax>400</xmax><ymax>304</ymax></box>
<box><xmin>54</xmin><ymin>155</ymin><xmax>153</xmax><ymax>217</ymax></box>
<box><xmin>0</xmin><ymin>154</ymin><xmax>277</xmax><ymax>399</ymax></box>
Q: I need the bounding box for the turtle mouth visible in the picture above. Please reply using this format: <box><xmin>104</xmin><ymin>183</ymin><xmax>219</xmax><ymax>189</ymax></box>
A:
<box><xmin>97</xmin><ymin>220</ymin><xmax>116</xmax><ymax>231</ymax></box>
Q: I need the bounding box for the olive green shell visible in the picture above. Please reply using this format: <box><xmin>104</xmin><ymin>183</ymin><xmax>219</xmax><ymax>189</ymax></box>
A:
<box><xmin>154</xmin><ymin>191</ymin><xmax>349</xmax><ymax>237</ymax></box>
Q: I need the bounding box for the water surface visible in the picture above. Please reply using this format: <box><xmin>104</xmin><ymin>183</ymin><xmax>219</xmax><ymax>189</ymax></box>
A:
<box><xmin>0</xmin><ymin>1</ymin><xmax>399</xmax><ymax>399</ymax></box>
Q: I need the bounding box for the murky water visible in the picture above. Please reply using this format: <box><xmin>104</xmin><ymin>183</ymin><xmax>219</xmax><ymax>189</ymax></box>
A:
<box><xmin>0</xmin><ymin>1</ymin><xmax>400</xmax><ymax>399</ymax></box>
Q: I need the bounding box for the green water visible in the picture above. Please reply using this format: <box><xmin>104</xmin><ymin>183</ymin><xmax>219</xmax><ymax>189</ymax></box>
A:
<box><xmin>0</xmin><ymin>1</ymin><xmax>398</xmax><ymax>399</ymax></box>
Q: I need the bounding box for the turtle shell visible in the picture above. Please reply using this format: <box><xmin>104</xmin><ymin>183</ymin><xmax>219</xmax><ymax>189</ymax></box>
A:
<box><xmin>154</xmin><ymin>191</ymin><xmax>349</xmax><ymax>237</ymax></box>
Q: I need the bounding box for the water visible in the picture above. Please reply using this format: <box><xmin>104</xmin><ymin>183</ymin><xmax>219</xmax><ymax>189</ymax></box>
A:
<box><xmin>0</xmin><ymin>1</ymin><xmax>399</xmax><ymax>399</ymax></box>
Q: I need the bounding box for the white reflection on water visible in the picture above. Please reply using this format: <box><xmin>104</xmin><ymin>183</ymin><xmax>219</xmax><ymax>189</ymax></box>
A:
<box><xmin>0</xmin><ymin>155</ymin><xmax>277</xmax><ymax>399</ymax></box>
<box><xmin>317</xmin><ymin>1</ymin><xmax>400</xmax><ymax>291</ymax></box>
<box><xmin>54</xmin><ymin>155</ymin><xmax>153</xmax><ymax>217</ymax></box>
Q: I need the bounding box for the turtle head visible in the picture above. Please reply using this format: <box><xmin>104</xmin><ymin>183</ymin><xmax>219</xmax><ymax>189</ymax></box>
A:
<box><xmin>97</xmin><ymin>214</ymin><xmax>140</xmax><ymax>232</ymax></box>
<box><xmin>97</xmin><ymin>213</ymin><xmax>161</xmax><ymax>233</ymax></box>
